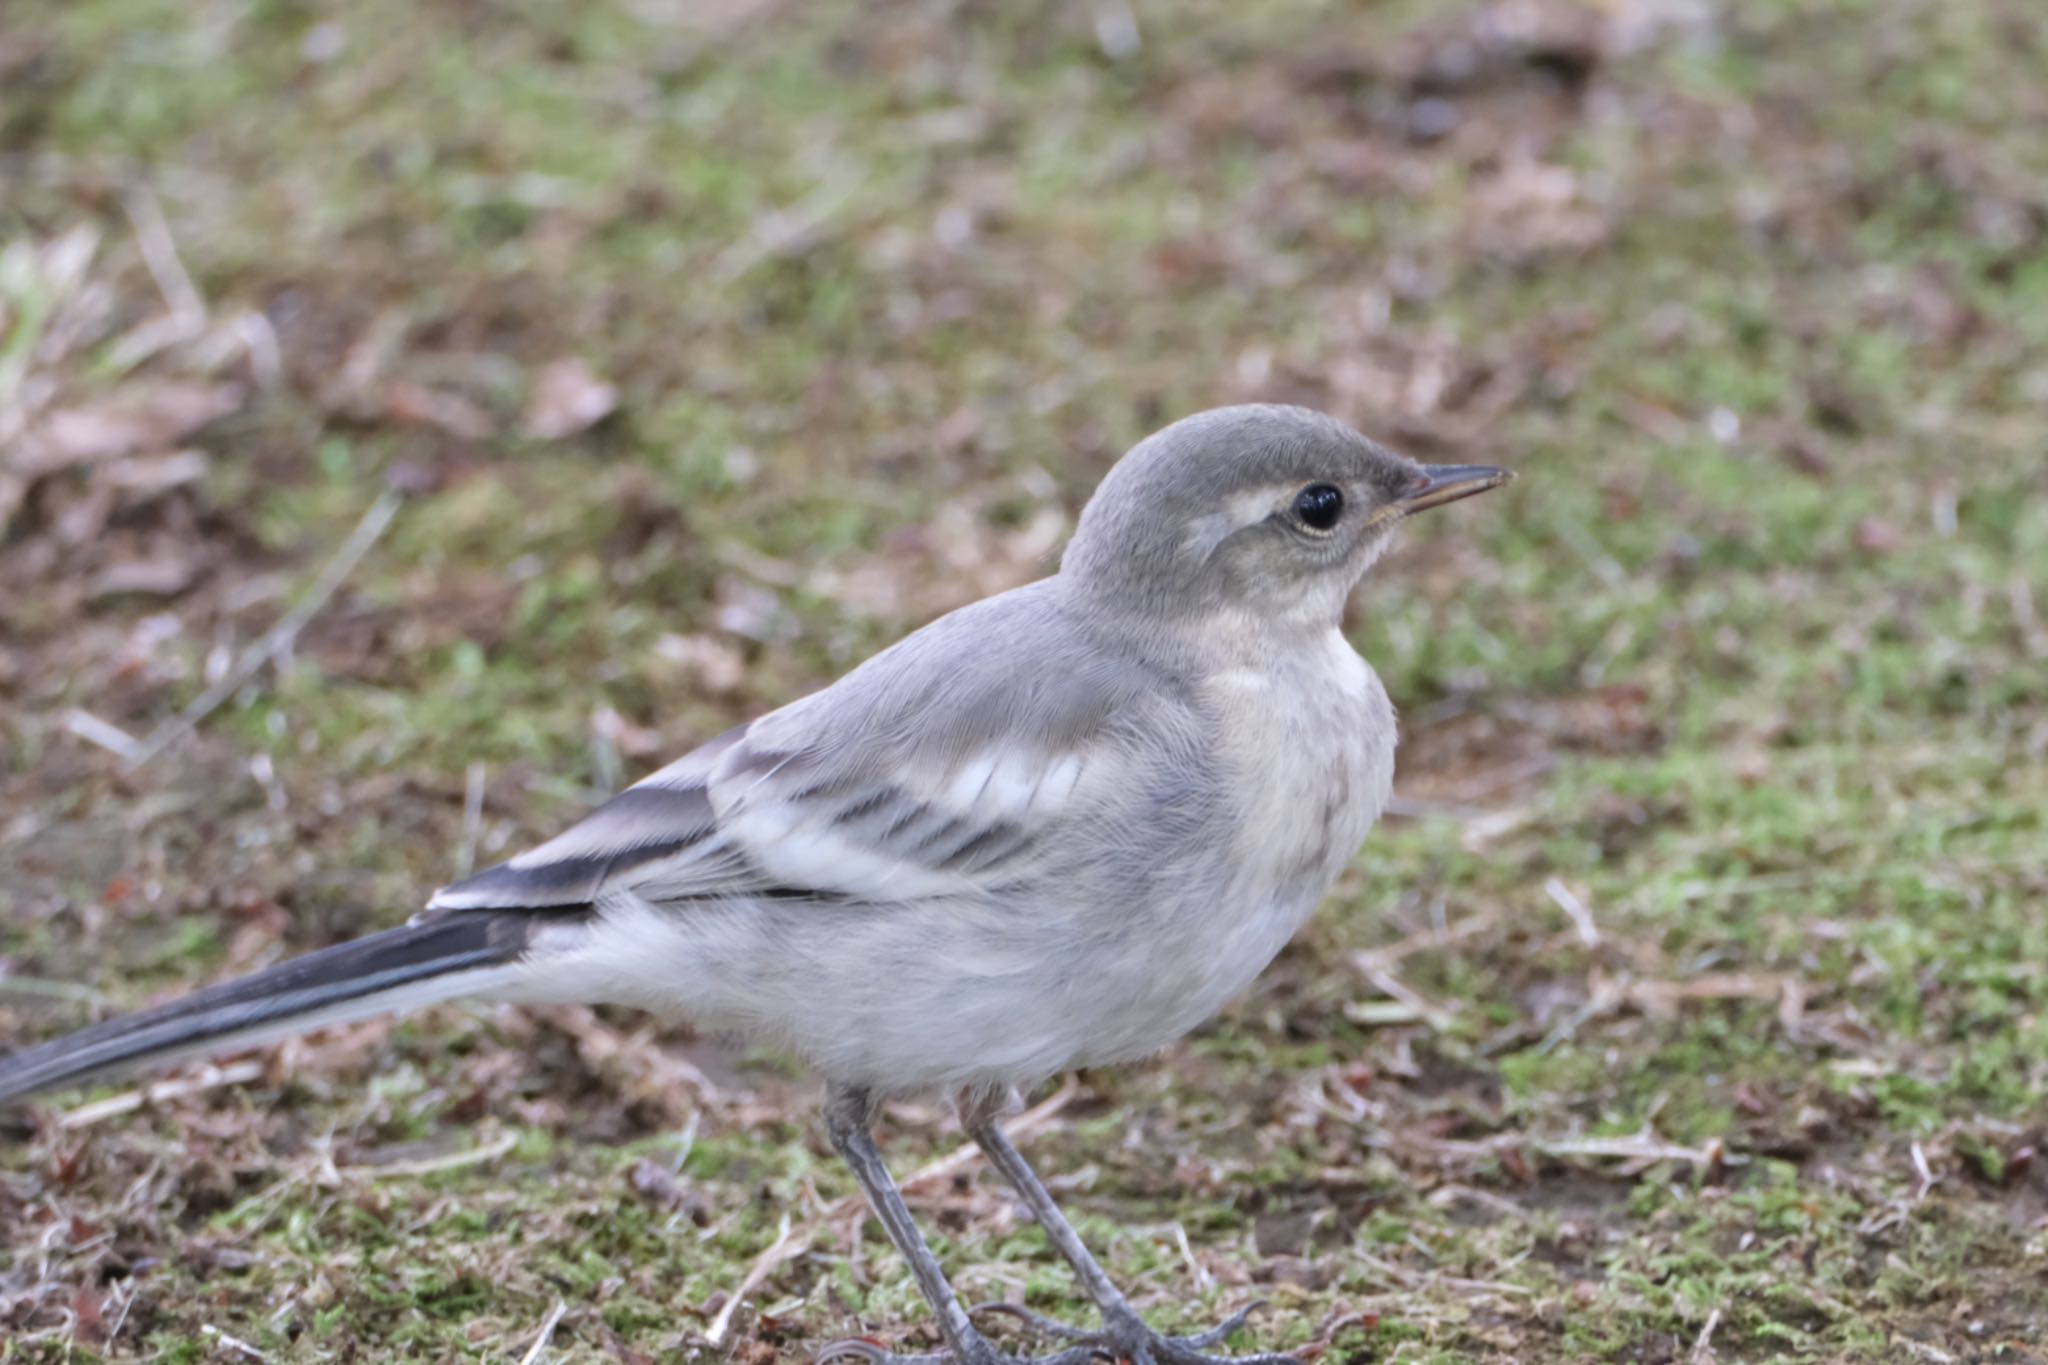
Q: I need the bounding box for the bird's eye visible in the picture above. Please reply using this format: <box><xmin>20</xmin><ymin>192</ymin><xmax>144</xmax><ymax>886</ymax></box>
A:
<box><xmin>1293</xmin><ymin>484</ymin><xmax>1345</xmax><ymax>531</ymax></box>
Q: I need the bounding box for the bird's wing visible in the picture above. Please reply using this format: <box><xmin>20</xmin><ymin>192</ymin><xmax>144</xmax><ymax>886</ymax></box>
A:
<box><xmin>425</xmin><ymin>721</ymin><xmax>745</xmax><ymax>911</ymax></box>
<box><xmin>427</xmin><ymin>587</ymin><xmax>1174</xmax><ymax>914</ymax></box>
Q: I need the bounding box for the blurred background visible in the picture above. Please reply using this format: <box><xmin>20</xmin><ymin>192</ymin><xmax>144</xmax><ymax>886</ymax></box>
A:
<box><xmin>2</xmin><ymin>0</ymin><xmax>2045</xmax><ymax>1359</ymax></box>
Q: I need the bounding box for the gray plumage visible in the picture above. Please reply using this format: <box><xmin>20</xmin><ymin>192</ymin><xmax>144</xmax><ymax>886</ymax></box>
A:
<box><xmin>0</xmin><ymin>404</ymin><xmax>1512</xmax><ymax>1365</ymax></box>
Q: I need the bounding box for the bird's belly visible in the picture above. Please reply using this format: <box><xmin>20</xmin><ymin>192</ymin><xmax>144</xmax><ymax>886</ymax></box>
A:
<box><xmin>551</xmin><ymin>649</ymin><xmax>1395</xmax><ymax>1096</ymax></box>
<box><xmin>1058</xmin><ymin>884</ymin><xmax>1331</xmax><ymax>1070</ymax></box>
<box><xmin>565</xmin><ymin>881</ymin><xmax>1331</xmax><ymax>1096</ymax></box>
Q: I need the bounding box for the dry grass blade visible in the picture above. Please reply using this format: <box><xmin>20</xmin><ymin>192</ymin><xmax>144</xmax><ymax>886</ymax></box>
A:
<box><xmin>1350</xmin><ymin>1248</ymin><xmax>1532</xmax><ymax>1299</ymax></box>
<box><xmin>713</xmin><ymin>170</ymin><xmax>866</xmax><ymax>282</ymax></box>
<box><xmin>515</xmin><ymin>1299</ymin><xmax>570</xmax><ymax>1365</ymax></box>
<box><xmin>887</xmin><ymin>1074</ymin><xmax>1080</xmax><ymax>1202</ymax></box>
<box><xmin>1533</xmin><ymin>1131</ymin><xmax>1732</xmax><ymax>1174</ymax></box>
<box><xmin>343</xmin><ymin>1129</ymin><xmax>520</xmax><ymax>1179</ymax></box>
<box><xmin>1689</xmin><ymin>1304</ymin><xmax>1722</xmax><ymax>1363</ymax></box>
<box><xmin>705</xmin><ymin>1211</ymin><xmax>796</xmax><ymax>1345</ymax></box>
<box><xmin>61</xmin><ymin>709</ymin><xmax>143</xmax><ymax>762</ymax></box>
<box><xmin>1351</xmin><ymin>914</ymin><xmax>1497</xmax><ymax>971</ymax></box>
<box><xmin>1543</xmin><ymin>877</ymin><xmax>1600</xmax><ymax>947</ymax></box>
<box><xmin>124</xmin><ymin>488</ymin><xmax>403</xmax><ymax>769</ymax></box>
<box><xmin>123</xmin><ymin>186</ymin><xmax>206</xmax><ymax>336</ymax></box>
<box><xmin>56</xmin><ymin>1060</ymin><xmax>268</xmax><ymax>1128</ymax></box>
<box><xmin>200</xmin><ymin>1324</ymin><xmax>268</xmax><ymax>1361</ymax></box>
<box><xmin>1353</xmin><ymin>962</ymin><xmax>1458</xmax><ymax>1033</ymax></box>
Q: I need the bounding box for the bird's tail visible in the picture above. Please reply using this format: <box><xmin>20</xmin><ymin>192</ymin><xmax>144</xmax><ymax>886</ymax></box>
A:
<box><xmin>0</xmin><ymin>910</ymin><xmax>565</xmax><ymax>1106</ymax></box>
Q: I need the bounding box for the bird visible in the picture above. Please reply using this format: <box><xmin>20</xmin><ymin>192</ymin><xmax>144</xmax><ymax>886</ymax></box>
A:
<box><xmin>0</xmin><ymin>403</ymin><xmax>1512</xmax><ymax>1365</ymax></box>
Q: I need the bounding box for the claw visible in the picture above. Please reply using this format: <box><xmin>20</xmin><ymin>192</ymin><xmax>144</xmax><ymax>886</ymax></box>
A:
<box><xmin>815</xmin><ymin>1340</ymin><xmax>887</xmax><ymax>1364</ymax></box>
<box><xmin>816</xmin><ymin>1301</ymin><xmax>1296</xmax><ymax>1365</ymax></box>
<box><xmin>814</xmin><ymin>1340</ymin><xmax>953</xmax><ymax>1365</ymax></box>
<box><xmin>954</xmin><ymin>1298</ymin><xmax>1298</xmax><ymax>1365</ymax></box>
<box><xmin>1169</xmin><ymin>1300</ymin><xmax>1266</xmax><ymax>1351</ymax></box>
<box><xmin>968</xmin><ymin>1302</ymin><xmax>1109</xmax><ymax>1345</ymax></box>
<box><xmin>813</xmin><ymin>1334</ymin><xmax>1118</xmax><ymax>1365</ymax></box>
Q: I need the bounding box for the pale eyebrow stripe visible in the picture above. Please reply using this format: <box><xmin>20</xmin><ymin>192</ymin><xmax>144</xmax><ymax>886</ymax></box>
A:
<box><xmin>1184</xmin><ymin>485</ymin><xmax>1294</xmax><ymax>555</ymax></box>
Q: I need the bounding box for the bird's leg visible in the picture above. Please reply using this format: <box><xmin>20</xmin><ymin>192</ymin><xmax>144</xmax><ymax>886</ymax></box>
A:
<box><xmin>814</xmin><ymin>1086</ymin><xmax>1099</xmax><ymax>1365</ymax></box>
<box><xmin>959</xmin><ymin>1094</ymin><xmax>1139</xmax><ymax>1331</ymax></box>
<box><xmin>817</xmin><ymin>1085</ymin><xmax>982</xmax><ymax>1364</ymax></box>
<box><xmin>959</xmin><ymin>1092</ymin><xmax>1302</xmax><ymax>1365</ymax></box>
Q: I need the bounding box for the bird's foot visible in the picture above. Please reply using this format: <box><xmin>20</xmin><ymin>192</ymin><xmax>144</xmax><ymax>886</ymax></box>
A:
<box><xmin>967</xmin><ymin>1299</ymin><xmax>1306</xmax><ymax>1365</ymax></box>
<box><xmin>814</xmin><ymin>1335</ymin><xmax>1104</xmax><ymax>1365</ymax></box>
<box><xmin>811</xmin><ymin>1300</ymin><xmax>1302</xmax><ymax>1365</ymax></box>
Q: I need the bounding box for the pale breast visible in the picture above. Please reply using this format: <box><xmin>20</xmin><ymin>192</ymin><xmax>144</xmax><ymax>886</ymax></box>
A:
<box><xmin>1210</xmin><ymin>630</ymin><xmax>1395</xmax><ymax>907</ymax></box>
<box><xmin>1048</xmin><ymin>633</ymin><xmax>1394</xmax><ymax>1069</ymax></box>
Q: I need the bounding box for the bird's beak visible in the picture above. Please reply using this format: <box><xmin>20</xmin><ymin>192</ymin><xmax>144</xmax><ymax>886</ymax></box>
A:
<box><xmin>1398</xmin><ymin>463</ymin><xmax>1515</xmax><ymax>514</ymax></box>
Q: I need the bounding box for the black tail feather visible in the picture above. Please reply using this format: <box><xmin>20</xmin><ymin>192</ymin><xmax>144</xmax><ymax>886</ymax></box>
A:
<box><xmin>0</xmin><ymin>911</ymin><xmax>549</xmax><ymax>1105</ymax></box>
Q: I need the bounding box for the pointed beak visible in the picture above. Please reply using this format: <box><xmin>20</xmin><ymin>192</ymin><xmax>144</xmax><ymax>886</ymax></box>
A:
<box><xmin>1397</xmin><ymin>463</ymin><xmax>1515</xmax><ymax>514</ymax></box>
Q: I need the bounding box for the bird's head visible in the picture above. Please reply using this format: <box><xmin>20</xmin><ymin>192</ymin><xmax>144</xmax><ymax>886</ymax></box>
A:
<box><xmin>1062</xmin><ymin>404</ymin><xmax>1512</xmax><ymax>636</ymax></box>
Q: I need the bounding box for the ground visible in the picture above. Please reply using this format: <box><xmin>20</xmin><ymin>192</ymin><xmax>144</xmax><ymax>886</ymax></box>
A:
<box><xmin>1</xmin><ymin>0</ymin><xmax>2046</xmax><ymax>1360</ymax></box>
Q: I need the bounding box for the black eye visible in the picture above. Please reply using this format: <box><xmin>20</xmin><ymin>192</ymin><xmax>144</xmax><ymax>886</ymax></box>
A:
<box><xmin>1293</xmin><ymin>484</ymin><xmax>1344</xmax><ymax>531</ymax></box>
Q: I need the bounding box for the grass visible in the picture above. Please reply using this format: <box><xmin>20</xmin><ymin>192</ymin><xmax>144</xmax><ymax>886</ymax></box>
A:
<box><xmin>2</xmin><ymin>0</ymin><xmax>2046</xmax><ymax>1359</ymax></box>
